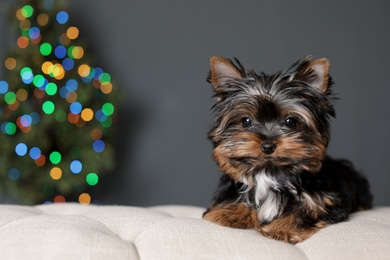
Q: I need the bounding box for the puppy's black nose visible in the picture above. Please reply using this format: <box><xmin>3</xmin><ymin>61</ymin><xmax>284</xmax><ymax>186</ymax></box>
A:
<box><xmin>261</xmin><ymin>142</ymin><xmax>276</xmax><ymax>154</ymax></box>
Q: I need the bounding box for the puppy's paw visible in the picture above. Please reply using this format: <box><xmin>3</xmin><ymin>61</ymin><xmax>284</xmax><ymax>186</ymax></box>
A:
<box><xmin>203</xmin><ymin>203</ymin><xmax>258</xmax><ymax>229</ymax></box>
<box><xmin>258</xmin><ymin>215</ymin><xmax>326</xmax><ymax>244</ymax></box>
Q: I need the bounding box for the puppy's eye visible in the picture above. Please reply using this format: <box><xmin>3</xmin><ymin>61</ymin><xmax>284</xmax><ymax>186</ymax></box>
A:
<box><xmin>284</xmin><ymin>117</ymin><xmax>298</xmax><ymax>128</ymax></box>
<box><xmin>241</xmin><ymin>117</ymin><xmax>253</xmax><ymax>128</ymax></box>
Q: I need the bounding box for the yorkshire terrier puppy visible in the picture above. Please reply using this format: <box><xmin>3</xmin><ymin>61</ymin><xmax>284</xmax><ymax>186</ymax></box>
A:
<box><xmin>203</xmin><ymin>56</ymin><xmax>372</xmax><ymax>244</ymax></box>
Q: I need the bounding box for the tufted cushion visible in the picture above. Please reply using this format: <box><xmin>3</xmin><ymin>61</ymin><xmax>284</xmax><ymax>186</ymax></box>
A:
<box><xmin>0</xmin><ymin>204</ymin><xmax>389</xmax><ymax>259</ymax></box>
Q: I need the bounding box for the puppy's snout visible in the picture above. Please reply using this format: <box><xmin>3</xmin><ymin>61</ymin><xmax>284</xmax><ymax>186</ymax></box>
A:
<box><xmin>261</xmin><ymin>142</ymin><xmax>276</xmax><ymax>154</ymax></box>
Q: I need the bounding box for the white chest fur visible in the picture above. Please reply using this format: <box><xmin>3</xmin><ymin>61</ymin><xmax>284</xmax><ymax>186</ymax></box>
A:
<box><xmin>240</xmin><ymin>172</ymin><xmax>283</xmax><ymax>223</ymax></box>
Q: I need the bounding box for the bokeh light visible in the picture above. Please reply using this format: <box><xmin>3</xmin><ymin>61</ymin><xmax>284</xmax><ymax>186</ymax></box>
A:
<box><xmin>41</xmin><ymin>61</ymin><xmax>53</xmax><ymax>74</ymax></box>
<box><xmin>95</xmin><ymin>109</ymin><xmax>107</xmax><ymax>122</ymax></box>
<box><xmin>42</xmin><ymin>100</ymin><xmax>55</xmax><ymax>114</ymax></box>
<box><xmin>51</xmin><ymin>63</ymin><xmax>65</xmax><ymax>80</ymax></box>
<box><xmin>20</xmin><ymin>67</ymin><xmax>33</xmax><ymax>84</ymax></box>
<box><xmin>62</xmin><ymin>58</ymin><xmax>74</xmax><ymax>70</ymax></box>
<box><xmin>66</xmin><ymin>26</ymin><xmax>79</xmax><ymax>40</ymax></box>
<box><xmin>49</xmin><ymin>151</ymin><xmax>62</xmax><ymax>164</ymax></box>
<box><xmin>50</xmin><ymin>167</ymin><xmax>62</xmax><ymax>180</ymax></box>
<box><xmin>15</xmin><ymin>143</ymin><xmax>28</xmax><ymax>156</ymax></box>
<box><xmin>99</xmin><ymin>72</ymin><xmax>111</xmax><ymax>84</ymax></box>
<box><xmin>68</xmin><ymin>46</ymin><xmax>84</xmax><ymax>59</ymax></box>
<box><xmin>90</xmin><ymin>128</ymin><xmax>102</xmax><ymax>140</ymax></box>
<box><xmin>81</xmin><ymin>108</ymin><xmax>94</xmax><ymax>121</ymax></box>
<box><xmin>33</xmin><ymin>74</ymin><xmax>46</xmax><ymax>88</ymax></box>
<box><xmin>21</xmin><ymin>5</ymin><xmax>34</xmax><ymax>18</ymax></box>
<box><xmin>59</xmin><ymin>33</ymin><xmax>70</xmax><ymax>45</ymax></box>
<box><xmin>37</xmin><ymin>13</ymin><xmax>49</xmax><ymax>26</ymax></box>
<box><xmin>29</xmin><ymin>147</ymin><xmax>41</xmax><ymax>160</ymax></box>
<box><xmin>40</xmin><ymin>42</ymin><xmax>52</xmax><ymax>56</ymax></box>
<box><xmin>69</xmin><ymin>102</ymin><xmax>82</xmax><ymax>115</ymax></box>
<box><xmin>56</xmin><ymin>11</ymin><xmax>68</xmax><ymax>24</ymax></box>
<box><xmin>67</xmin><ymin>112</ymin><xmax>79</xmax><ymax>124</ymax></box>
<box><xmin>45</xmin><ymin>82</ymin><xmax>57</xmax><ymax>95</ymax></box>
<box><xmin>34</xmin><ymin>154</ymin><xmax>46</xmax><ymax>166</ymax></box>
<box><xmin>102</xmin><ymin>102</ymin><xmax>115</xmax><ymax>116</ymax></box>
<box><xmin>2</xmin><ymin>122</ymin><xmax>17</xmax><ymax>135</ymax></box>
<box><xmin>30</xmin><ymin>112</ymin><xmax>40</xmax><ymax>124</ymax></box>
<box><xmin>100</xmin><ymin>82</ymin><xmax>113</xmax><ymax>94</ymax></box>
<box><xmin>92</xmin><ymin>140</ymin><xmax>105</xmax><ymax>153</ymax></box>
<box><xmin>78</xmin><ymin>64</ymin><xmax>90</xmax><ymax>77</ymax></box>
<box><xmin>101</xmin><ymin>117</ymin><xmax>113</xmax><ymax>128</ymax></box>
<box><xmin>17</xmin><ymin>36</ymin><xmax>29</xmax><ymax>49</ymax></box>
<box><xmin>20</xmin><ymin>114</ymin><xmax>32</xmax><ymax>127</ymax></box>
<box><xmin>86</xmin><ymin>172</ymin><xmax>99</xmax><ymax>186</ymax></box>
<box><xmin>54</xmin><ymin>45</ymin><xmax>67</xmax><ymax>59</ymax></box>
<box><xmin>8</xmin><ymin>100</ymin><xmax>20</xmax><ymax>111</ymax></box>
<box><xmin>5</xmin><ymin>92</ymin><xmax>17</xmax><ymax>104</ymax></box>
<box><xmin>19</xmin><ymin>19</ymin><xmax>31</xmax><ymax>32</ymax></box>
<box><xmin>54</xmin><ymin>110</ymin><xmax>67</xmax><ymax>122</ymax></box>
<box><xmin>78</xmin><ymin>193</ymin><xmax>91</xmax><ymax>205</ymax></box>
<box><xmin>0</xmin><ymin>81</ymin><xmax>9</xmax><ymax>94</ymax></box>
<box><xmin>70</xmin><ymin>160</ymin><xmax>82</xmax><ymax>174</ymax></box>
<box><xmin>34</xmin><ymin>88</ymin><xmax>45</xmax><ymax>99</ymax></box>
<box><xmin>28</xmin><ymin>27</ymin><xmax>40</xmax><ymax>40</ymax></box>
<box><xmin>8</xmin><ymin>168</ymin><xmax>20</xmax><ymax>181</ymax></box>
<box><xmin>5</xmin><ymin>57</ymin><xmax>17</xmax><ymax>70</ymax></box>
<box><xmin>54</xmin><ymin>195</ymin><xmax>66</xmax><ymax>203</ymax></box>
<box><xmin>16</xmin><ymin>88</ymin><xmax>28</xmax><ymax>101</ymax></box>
<box><xmin>16</xmin><ymin>9</ymin><xmax>26</xmax><ymax>21</ymax></box>
<box><xmin>65</xmin><ymin>92</ymin><xmax>77</xmax><ymax>103</ymax></box>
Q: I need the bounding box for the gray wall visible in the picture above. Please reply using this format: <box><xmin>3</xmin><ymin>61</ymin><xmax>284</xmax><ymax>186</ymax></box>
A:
<box><xmin>1</xmin><ymin>1</ymin><xmax>389</xmax><ymax>206</ymax></box>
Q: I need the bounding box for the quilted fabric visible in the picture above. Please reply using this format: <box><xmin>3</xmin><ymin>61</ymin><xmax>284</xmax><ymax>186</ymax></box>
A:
<box><xmin>0</xmin><ymin>203</ymin><xmax>389</xmax><ymax>259</ymax></box>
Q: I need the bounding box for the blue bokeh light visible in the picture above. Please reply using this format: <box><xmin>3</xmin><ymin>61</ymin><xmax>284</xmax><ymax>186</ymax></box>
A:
<box><xmin>54</xmin><ymin>45</ymin><xmax>67</xmax><ymax>59</ymax></box>
<box><xmin>28</xmin><ymin>27</ymin><xmax>41</xmax><ymax>40</ymax></box>
<box><xmin>29</xmin><ymin>147</ymin><xmax>41</xmax><ymax>160</ymax></box>
<box><xmin>20</xmin><ymin>114</ymin><xmax>32</xmax><ymax>127</ymax></box>
<box><xmin>70</xmin><ymin>160</ymin><xmax>82</xmax><ymax>174</ymax></box>
<box><xmin>62</xmin><ymin>58</ymin><xmax>74</xmax><ymax>70</ymax></box>
<box><xmin>66</xmin><ymin>79</ymin><xmax>78</xmax><ymax>92</ymax></box>
<box><xmin>15</xmin><ymin>143</ymin><xmax>28</xmax><ymax>156</ymax></box>
<box><xmin>0</xmin><ymin>81</ymin><xmax>9</xmax><ymax>94</ymax></box>
<box><xmin>92</xmin><ymin>140</ymin><xmax>105</xmax><ymax>153</ymax></box>
<box><xmin>56</xmin><ymin>11</ymin><xmax>69</xmax><ymax>24</ymax></box>
<box><xmin>70</xmin><ymin>102</ymin><xmax>82</xmax><ymax>114</ymax></box>
<box><xmin>8</xmin><ymin>168</ymin><xmax>20</xmax><ymax>181</ymax></box>
<box><xmin>30</xmin><ymin>112</ymin><xmax>40</xmax><ymax>125</ymax></box>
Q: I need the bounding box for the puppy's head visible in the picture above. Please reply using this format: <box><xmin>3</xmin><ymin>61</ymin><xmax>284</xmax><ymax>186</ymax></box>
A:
<box><xmin>208</xmin><ymin>56</ymin><xmax>335</xmax><ymax>183</ymax></box>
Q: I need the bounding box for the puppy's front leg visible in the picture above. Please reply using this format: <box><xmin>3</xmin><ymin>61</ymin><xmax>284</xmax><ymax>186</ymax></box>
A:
<box><xmin>203</xmin><ymin>203</ymin><xmax>258</xmax><ymax>229</ymax></box>
<box><xmin>258</xmin><ymin>214</ymin><xmax>326</xmax><ymax>244</ymax></box>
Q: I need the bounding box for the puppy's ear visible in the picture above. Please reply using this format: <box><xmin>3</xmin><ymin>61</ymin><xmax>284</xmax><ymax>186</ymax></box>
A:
<box><xmin>293</xmin><ymin>56</ymin><xmax>330</xmax><ymax>93</ymax></box>
<box><xmin>208</xmin><ymin>56</ymin><xmax>243</xmax><ymax>95</ymax></box>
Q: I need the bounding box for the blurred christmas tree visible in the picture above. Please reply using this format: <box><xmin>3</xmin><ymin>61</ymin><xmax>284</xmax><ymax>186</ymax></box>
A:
<box><xmin>0</xmin><ymin>0</ymin><xmax>119</xmax><ymax>204</ymax></box>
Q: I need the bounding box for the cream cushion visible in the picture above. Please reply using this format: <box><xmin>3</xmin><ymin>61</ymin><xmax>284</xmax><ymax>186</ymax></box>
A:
<box><xmin>0</xmin><ymin>203</ymin><xmax>389</xmax><ymax>259</ymax></box>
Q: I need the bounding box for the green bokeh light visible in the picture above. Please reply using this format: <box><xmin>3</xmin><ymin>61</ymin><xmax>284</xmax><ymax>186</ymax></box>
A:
<box><xmin>20</xmin><ymin>67</ymin><xmax>32</xmax><ymax>77</ymax></box>
<box><xmin>33</xmin><ymin>74</ymin><xmax>45</xmax><ymax>88</ymax></box>
<box><xmin>86</xmin><ymin>173</ymin><xmax>99</xmax><ymax>186</ymax></box>
<box><xmin>99</xmin><ymin>72</ymin><xmax>111</xmax><ymax>84</ymax></box>
<box><xmin>42</xmin><ymin>100</ymin><xmax>55</xmax><ymax>114</ymax></box>
<box><xmin>46</xmin><ymin>82</ymin><xmax>57</xmax><ymax>96</ymax></box>
<box><xmin>5</xmin><ymin>92</ymin><xmax>17</xmax><ymax>104</ymax></box>
<box><xmin>102</xmin><ymin>102</ymin><xmax>114</xmax><ymax>116</ymax></box>
<box><xmin>40</xmin><ymin>43</ymin><xmax>52</xmax><ymax>56</ymax></box>
<box><xmin>101</xmin><ymin>117</ymin><xmax>112</xmax><ymax>128</ymax></box>
<box><xmin>21</xmin><ymin>5</ymin><xmax>34</xmax><ymax>18</ymax></box>
<box><xmin>4</xmin><ymin>122</ymin><xmax>17</xmax><ymax>135</ymax></box>
<box><xmin>54</xmin><ymin>109</ymin><xmax>67</xmax><ymax>122</ymax></box>
<box><xmin>49</xmin><ymin>151</ymin><xmax>62</xmax><ymax>164</ymax></box>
